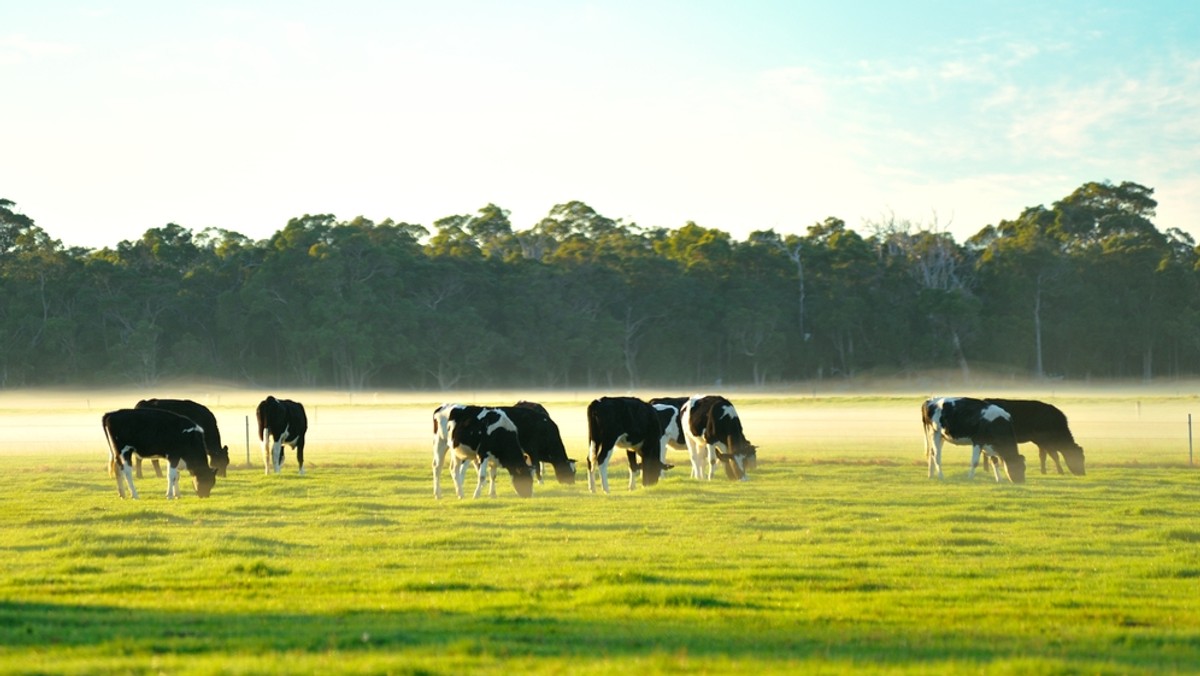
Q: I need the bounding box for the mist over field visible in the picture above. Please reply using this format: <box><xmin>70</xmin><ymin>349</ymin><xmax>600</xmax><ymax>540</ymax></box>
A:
<box><xmin>4</xmin><ymin>378</ymin><xmax>1196</xmax><ymax>468</ymax></box>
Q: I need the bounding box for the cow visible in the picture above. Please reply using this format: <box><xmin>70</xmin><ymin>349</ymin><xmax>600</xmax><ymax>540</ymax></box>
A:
<box><xmin>922</xmin><ymin>396</ymin><xmax>1026</xmax><ymax>483</ymax></box>
<box><xmin>679</xmin><ymin>395</ymin><xmax>757</xmax><ymax>481</ymax></box>
<box><xmin>102</xmin><ymin>408</ymin><xmax>217</xmax><ymax>499</ymax></box>
<box><xmin>585</xmin><ymin>396</ymin><xmax>665</xmax><ymax>494</ymax></box>
<box><xmin>500</xmin><ymin>404</ymin><xmax>577</xmax><ymax>486</ymax></box>
<box><xmin>256</xmin><ymin>396</ymin><xmax>308</xmax><ymax>475</ymax></box>
<box><xmin>432</xmin><ymin>404</ymin><xmax>534</xmax><ymax>498</ymax></box>
<box><xmin>134</xmin><ymin>398</ymin><xmax>231</xmax><ymax>478</ymax></box>
<box><xmin>985</xmin><ymin>398</ymin><xmax>1086</xmax><ymax>476</ymax></box>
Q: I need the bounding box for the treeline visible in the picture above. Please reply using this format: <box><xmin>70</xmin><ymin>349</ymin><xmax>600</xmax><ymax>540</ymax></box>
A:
<box><xmin>1</xmin><ymin>180</ymin><xmax>1197</xmax><ymax>390</ymax></box>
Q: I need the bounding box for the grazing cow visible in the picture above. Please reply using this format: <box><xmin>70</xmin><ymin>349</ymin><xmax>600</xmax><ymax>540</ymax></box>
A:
<box><xmin>922</xmin><ymin>397</ymin><xmax>1026</xmax><ymax>483</ymax></box>
<box><xmin>256</xmin><ymin>396</ymin><xmax>308</xmax><ymax>475</ymax></box>
<box><xmin>585</xmin><ymin>396</ymin><xmax>665</xmax><ymax>494</ymax></box>
<box><xmin>500</xmin><ymin>404</ymin><xmax>577</xmax><ymax>486</ymax></box>
<box><xmin>985</xmin><ymin>398</ymin><xmax>1086</xmax><ymax>476</ymax></box>
<box><xmin>680</xmin><ymin>395</ymin><xmax>757</xmax><ymax>481</ymax></box>
<box><xmin>432</xmin><ymin>404</ymin><xmax>534</xmax><ymax>498</ymax></box>
<box><xmin>134</xmin><ymin>398</ymin><xmax>231</xmax><ymax>478</ymax></box>
<box><xmin>102</xmin><ymin>408</ymin><xmax>217</xmax><ymax>499</ymax></box>
<box><xmin>431</xmin><ymin>402</ymin><xmax>573</xmax><ymax>496</ymax></box>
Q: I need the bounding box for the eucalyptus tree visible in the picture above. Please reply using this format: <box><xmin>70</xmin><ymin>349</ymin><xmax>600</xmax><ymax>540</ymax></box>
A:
<box><xmin>871</xmin><ymin>215</ymin><xmax>979</xmax><ymax>379</ymax></box>
<box><xmin>84</xmin><ymin>223</ymin><xmax>220</xmax><ymax>385</ymax></box>
<box><xmin>790</xmin><ymin>219</ymin><xmax>884</xmax><ymax>379</ymax></box>
<box><xmin>533</xmin><ymin>203</ymin><xmax>669</xmax><ymax>387</ymax></box>
<box><xmin>0</xmin><ymin>201</ymin><xmax>90</xmax><ymax>385</ymax></box>
<box><xmin>972</xmin><ymin>206</ymin><xmax>1067</xmax><ymax>378</ymax></box>
<box><xmin>1050</xmin><ymin>181</ymin><xmax>1172</xmax><ymax>378</ymax></box>
<box><xmin>240</xmin><ymin>214</ymin><xmax>338</xmax><ymax>385</ymax></box>
<box><xmin>406</xmin><ymin>253</ymin><xmax>502</xmax><ymax>390</ymax></box>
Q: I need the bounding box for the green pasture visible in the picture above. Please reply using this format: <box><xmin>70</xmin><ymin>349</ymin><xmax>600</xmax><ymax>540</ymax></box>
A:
<box><xmin>2</xmin><ymin>391</ymin><xmax>1199</xmax><ymax>674</ymax></box>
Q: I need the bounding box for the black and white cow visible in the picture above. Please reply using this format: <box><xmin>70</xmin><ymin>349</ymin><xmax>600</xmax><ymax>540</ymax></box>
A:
<box><xmin>922</xmin><ymin>396</ymin><xmax>1026</xmax><ymax>483</ymax></box>
<box><xmin>134</xmin><ymin>398</ymin><xmax>231</xmax><ymax>478</ymax></box>
<box><xmin>256</xmin><ymin>396</ymin><xmax>308</xmax><ymax>475</ymax></box>
<box><xmin>585</xmin><ymin>396</ymin><xmax>665</xmax><ymax>494</ymax></box>
<box><xmin>680</xmin><ymin>395</ymin><xmax>757</xmax><ymax>481</ymax></box>
<box><xmin>985</xmin><ymin>398</ymin><xmax>1086</xmax><ymax>476</ymax></box>
<box><xmin>431</xmin><ymin>404</ymin><xmax>535</xmax><ymax>498</ymax></box>
<box><xmin>102</xmin><ymin>408</ymin><xmax>217</xmax><ymax>499</ymax></box>
<box><xmin>500</xmin><ymin>404</ymin><xmax>577</xmax><ymax>486</ymax></box>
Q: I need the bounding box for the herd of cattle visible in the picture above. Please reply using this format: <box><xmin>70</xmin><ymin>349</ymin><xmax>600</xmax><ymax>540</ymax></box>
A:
<box><xmin>100</xmin><ymin>393</ymin><xmax>1086</xmax><ymax>499</ymax></box>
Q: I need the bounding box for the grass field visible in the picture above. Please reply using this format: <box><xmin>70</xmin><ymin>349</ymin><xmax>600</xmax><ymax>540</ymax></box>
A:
<box><xmin>2</xmin><ymin>386</ymin><xmax>1199</xmax><ymax>674</ymax></box>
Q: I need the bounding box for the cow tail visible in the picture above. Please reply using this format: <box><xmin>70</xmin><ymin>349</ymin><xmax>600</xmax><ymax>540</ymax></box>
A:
<box><xmin>101</xmin><ymin>413</ymin><xmax>118</xmax><ymax>477</ymax></box>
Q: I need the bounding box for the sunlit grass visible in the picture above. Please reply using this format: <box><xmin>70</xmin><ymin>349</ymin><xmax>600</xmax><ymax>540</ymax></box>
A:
<box><xmin>2</xmin><ymin>390</ymin><xmax>1199</xmax><ymax>673</ymax></box>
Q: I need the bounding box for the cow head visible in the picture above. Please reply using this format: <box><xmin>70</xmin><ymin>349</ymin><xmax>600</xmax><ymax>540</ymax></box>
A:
<box><xmin>508</xmin><ymin>459</ymin><xmax>535</xmax><ymax>498</ymax></box>
<box><xmin>551</xmin><ymin>459</ymin><xmax>577</xmax><ymax>485</ymax></box>
<box><xmin>1004</xmin><ymin>453</ymin><xmax>1027</xmax><ymax>484</ymax></box>
<box><xmin>715</xmin><ymin>438</ymin><xmax>756</xmax><ymax>481</ymax></box>
<box><xmin>192</xmin><ymin>467</ymin><xmax>217</xmax><ymax>498</ymax></box>
<box><xmin>640</xmin><ymin>445</ymin><xmax>664</xmax><ymax>487</ymax></box>
<box><xmin>1062</xmin><ymin>445</ymin><xmax>1086</xmax><ymax>476</ymax></box>
<box><xmin>214</xmin><ymin>445</ymin><xmax>231</xmax><ymax>477</ymax></box>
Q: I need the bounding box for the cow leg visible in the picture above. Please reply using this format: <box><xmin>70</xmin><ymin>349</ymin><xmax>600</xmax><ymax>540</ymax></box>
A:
<box><xmin>967</xmin><ymin>444</ymin><xmax>982</xmax><ymax>480</ymax></box>
<box><xmin>272</xmin><ymin>440</ymin><xmax>284</xmax><ymax>474</ymax></box>
<box><xmin>929</xmin><ymin>435</ymin><xmax>946</xmax><ymax>479</ymax></box>
<box><xmin>113</xmin><ymin>452</ymin><xmax>129</xmax><ymax>498</ymax></box>
<box><xmin>488</xmin><ymin>460</ymin><xmax>499</xmax><ymax>498</ymax></box>
<box><xmin>1042</xmin><ymin>448</ymin><xmax>1064</xmax><ymax>474</ymax></box>
<box><xmin>626</xmin><ymin>450</ymin><xmax>639</xmax><ymax>492</ymax></box>
<box><xmin>587</xmin><ymin>443</ymin><xmax>612</xmax><ymax>495</ymax></box>
<box><xmin>924</xmin><ymin>425</ymin><xmax>936</xmax><ymax>478</ymax></box>
<box><xmin>167</xmin><ymin>463</ymin><xmax>180</xmax><ymax>499</ymax></box>
<box><xmin>449</xmin><ymin>456</ymin><xmax>467</xmax><ymax>499</ymax></box>
<box><xmin>135</xmin><ymin>457</ymin><xmax>144</xmax><ymax>479</ymax></box>
<box><xmin>432</xmin><ymin>438</ymin><xmax>447</xmax><ymax>500</ymax></box>
<box><xmin>262</xmin><ymin>434</ymin><xmax>273</xmax><ymax>474</ymax></box>
<box><xmin>121</xmin><ymin>460</ymin><xmax>140</xmax><ymax>500</ymax></box>
<box><xmin>295</xmin><ymin>439</ymin><xmax>306</xmax><ymax>476</ymax></box>
<box><xmin>472</xmin><ymin>459</ymin><xmax>488</xmax><ymax>499</ymax></box>
<box><xmin>704</xmin><ymin>444</ymin><xmax>718</xmax><ymax>480</ymax></box>
<box><xmin>598</xmin><ymin>456</ymin><xmax>611</xmax><ymax>494</ymax></box>
<box><xmin>989</xmin><ymin>454</ymin><xmax>1004</xmax><ymax>482</ymax></box>
<box><xmin>586</xmin><ymin>442</ymin><xmax>604</xmax><ymax>494</ymax></box>
<box><xmin>152</xmin><ymin>459</ymin><xmax>163</xmax><ymax>478</ymax></box>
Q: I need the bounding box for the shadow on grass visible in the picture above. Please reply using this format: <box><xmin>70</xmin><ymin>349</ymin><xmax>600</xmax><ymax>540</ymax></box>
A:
<box><xmin>1</xmin><ymin>599</ymin><xmax>1196</xmax><ymax>670</ymax></box>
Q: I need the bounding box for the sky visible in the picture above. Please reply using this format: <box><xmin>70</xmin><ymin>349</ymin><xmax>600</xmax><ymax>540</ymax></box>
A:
<box><xmin>3</xmin><ymin>1</ymin><xmax>1199</xmax><ymax>250</ymax></box>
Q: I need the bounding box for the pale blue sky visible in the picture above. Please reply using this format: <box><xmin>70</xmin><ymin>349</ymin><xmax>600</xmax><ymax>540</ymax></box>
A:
<box><xmin>4</xmin><ymin>1</ymin><xmax>1198</xmax><ymax>248</ymax></box>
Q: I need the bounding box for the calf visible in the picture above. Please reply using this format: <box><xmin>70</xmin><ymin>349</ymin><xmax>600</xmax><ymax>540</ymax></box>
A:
<box><xmin>102</xmin><ymin>408</ymin><xmax>217</xmax><ymax>499</ymax></box>
<box><xmin>134</xmin><ymin>398</ymin><xmax>231</xmax><ymax>478</ymax></box>
<box><xmin>680</xmin><ymin>395</ymin><xmax>757</xmax><ymax>481</ymax></box>
<box><xmin>257</xmin><ymin>396</ymin><xmax>308</xmax><ymax>475</ymax></box>
<box><xmin>585</xmin><ymin>396</ymin><xmax>665</xmax><ymax>494</ymax></box>
<box><xmin>435</xmin><ymin>405</ymin><xmax>534</xmax><ymax>498</ymax></box>
<box><xmin>985</xmin><ymin>398</ymin><xmax>1085</xmax><ymax>475</ymax></box>
<box><xmin>922</xmin><ymin>397</ymin><xmax>1026</xmax><ymax>483</ymax></box>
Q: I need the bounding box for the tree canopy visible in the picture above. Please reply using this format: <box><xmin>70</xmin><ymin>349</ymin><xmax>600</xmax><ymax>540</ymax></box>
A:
<box><xmin>1</xmin><ymin>180</ymin><xmax>1197</xmax><ymax>389</ymax></box>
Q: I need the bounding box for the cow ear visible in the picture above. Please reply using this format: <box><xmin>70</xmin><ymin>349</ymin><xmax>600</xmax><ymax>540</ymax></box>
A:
<box><xmin>714</xmin><ymin>449</ymin><xmax>731</xmax><ymax>460</ymax></box>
